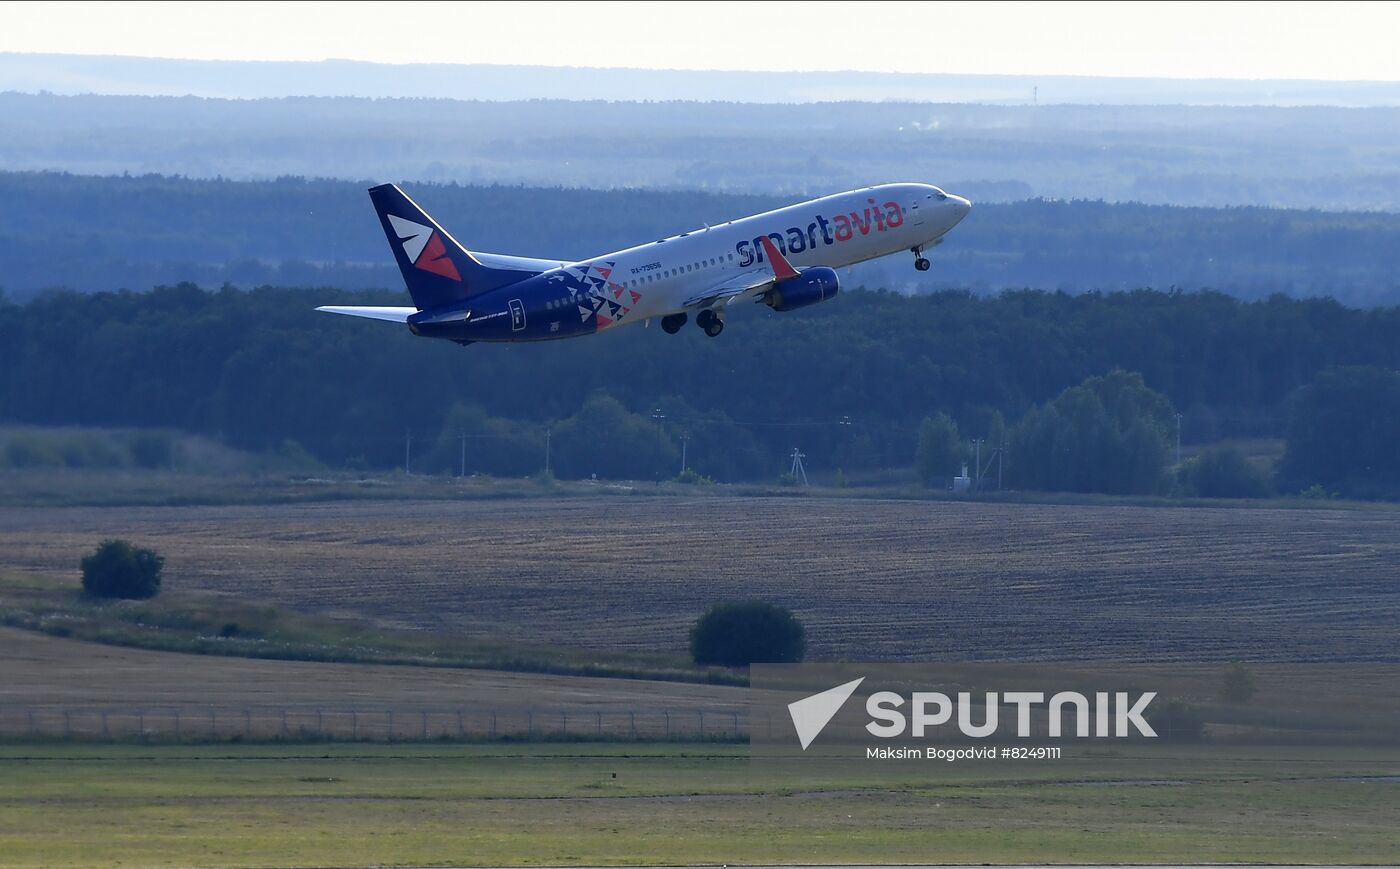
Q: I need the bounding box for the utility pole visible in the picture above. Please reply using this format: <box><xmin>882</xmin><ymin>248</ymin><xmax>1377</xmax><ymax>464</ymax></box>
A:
<box><xmin>404</xmin><ymin>430</ymin><xmax>412</xmax><ymax>476</ymax></box>
<box><xmin>1175</xmin><ymin>413</ymin><xmax>1183</xmax><ymax>465</ymax></box>
<box><xmin>544</xmin><ymin>427</ymin><xmax>552</xmax><ymax>476</ymax></box>
<box><xmin>680</xmin><ymin>431</ymin><xmax>689</xmax><ymax>474</ymax></box>
<box><xmin>973</xmin><ymin>438</ymin><xmax>984</xmax><ymax>492</ymax></box>
<box><xmin>459</xmin><ymin>430</ymin><xmax>466</xmax><ymax>478</ymax></box>
<box><xmin>789</xmin><ymin>447</ymin><xmax>809</xmax><ymax>486</ymax></box>
<box><xmin>998</xmin><ymin>435</ymin><xmax>1005</xmax><ymax>490</ymax></box>
<box><xmin>651</xmin><ymin>409</ymin><xmax>666</xmax><ymax>483</ymax></box>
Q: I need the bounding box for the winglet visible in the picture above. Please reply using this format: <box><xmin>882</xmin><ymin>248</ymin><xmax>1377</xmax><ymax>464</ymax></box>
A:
<box><xmin>757</xmin><ymin>236</ymin><xmax>799</xmax><ymax>281</ymax></box>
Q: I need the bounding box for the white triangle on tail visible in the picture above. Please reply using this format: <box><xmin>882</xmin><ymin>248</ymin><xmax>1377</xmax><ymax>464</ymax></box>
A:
<box><xmin>387</xmin><ymin>214</ymin><xmax>433</xmax><ymax>263</ymax></box>
<box><xmin>787</xmin><ymin>677</ymin><xmax>864</xmax><ymax>750</ymax></box>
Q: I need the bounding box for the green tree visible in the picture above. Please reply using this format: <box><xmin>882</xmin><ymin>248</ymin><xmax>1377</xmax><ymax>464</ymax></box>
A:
<box><xmin>915</xmin><ymin>413</ymin><xmax>965</xmax><ymax>487</ymax></box>
<box><xmin>80</xmin><ymin>539</ymin><xmax>164</xmax><ymax>600</ymax></box>
<box><xmin>1279</xmin><ymin>366</ymin><xmax>1400</xmax><ymax>499</ymax></box>
<box><xmin>550</xmin><ymin>393</ymin><xmax>678</xmax><ymax>480</ymax></box>
<box><xmin>690</xmin><ymin>601</ymin><xmax>805</xmax><ymax>667</ymax></box>
<box><xmin>423</xmin><ymin>402</ymin><xmax>544</xmax><ymax>477</ymax></box>
<box><xmin>1009</xmin><ymin>370</ymin><xmax>1175</xmax><ymax>494</ymax></box>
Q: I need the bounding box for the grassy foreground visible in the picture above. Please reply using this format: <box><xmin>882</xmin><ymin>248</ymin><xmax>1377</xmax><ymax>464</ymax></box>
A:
<box><xmin>1</xmin><ymin>742</ymin><xmax>1397</xmax><ymax>867</ymax></box>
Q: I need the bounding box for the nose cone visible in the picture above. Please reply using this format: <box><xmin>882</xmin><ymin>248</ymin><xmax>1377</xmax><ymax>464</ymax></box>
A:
<box><xmin>950</xmin><ymin>194</ymin><xmax>972</xmax><ymax>221</ymax></box>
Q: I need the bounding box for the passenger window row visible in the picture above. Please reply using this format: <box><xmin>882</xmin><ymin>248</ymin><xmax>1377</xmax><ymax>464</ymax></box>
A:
<box><xmin>622</xmin><ymin>253</ymin><xmax>736</xmax><ymax>289</ymax></box>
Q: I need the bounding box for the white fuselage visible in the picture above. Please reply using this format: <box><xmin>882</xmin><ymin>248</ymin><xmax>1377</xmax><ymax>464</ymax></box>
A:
<box><xmin>570</xmin><ymin>182</ymin><xmax>971</xmax><ymax>327</ymax></box>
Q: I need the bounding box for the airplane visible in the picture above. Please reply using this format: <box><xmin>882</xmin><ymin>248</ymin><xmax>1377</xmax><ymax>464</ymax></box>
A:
<box><xmin>317</xmin><ymin>182</ymin><xmax>971</xmax><ymax>344</ymax></box>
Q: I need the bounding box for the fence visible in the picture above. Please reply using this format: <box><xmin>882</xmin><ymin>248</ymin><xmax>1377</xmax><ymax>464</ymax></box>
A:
<box><xmin>0</xmin><ymin>705</ymin><xmax>750</xmax><ymax>743</ymax></box>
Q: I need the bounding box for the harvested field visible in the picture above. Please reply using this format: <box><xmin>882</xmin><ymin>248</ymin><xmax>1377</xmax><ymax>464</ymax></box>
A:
<box><xmin>1</xmin><ymin>496</ymin><xmax>1397</xmax><ymax>661</ymax></box>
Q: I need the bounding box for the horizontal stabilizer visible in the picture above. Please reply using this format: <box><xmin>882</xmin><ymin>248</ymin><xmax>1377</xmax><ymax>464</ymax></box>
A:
<box><xmin>315</xmin><ymin>306</ymin><xmax>418</xmax><ymax>322</ymax></box>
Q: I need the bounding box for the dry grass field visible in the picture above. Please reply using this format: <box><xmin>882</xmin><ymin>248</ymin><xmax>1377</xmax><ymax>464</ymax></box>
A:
<box><xmin>0</xmin><ymin>627</ymin><xmax>744</xmax><ymax>711</ymax></box>
<box><xmin>1</xmin><ymin>496</ymin><xmax>1397</xmax><ymax>662</ymax></box>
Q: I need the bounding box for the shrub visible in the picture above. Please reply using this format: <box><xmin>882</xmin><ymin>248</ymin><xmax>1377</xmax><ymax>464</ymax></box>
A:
<box><xmin>80</xmin><ymin>539</ymin><xmax>164</xmax><ymax>600</ymax></box>
<box><xmin>3</xmin><ymin>434</ymin><xmax>64</xmax><ymax>468</ymax></box>
<box><xmin>690</xmin><ymin>601</ymin><xmax>805</xmax><ymax>667</ymax></box>
<box><xmin>1178</xmin><ymin>447</ymin><xmax>1271</xmax><ymax>498</ymax></box>
<box><xmin>128</xmin><ymin>431</ymin><xmax>175</xmax><ymax>469</ymax></box>
<box><xmin>1145</xmin><ymin>697</ymin><xmax>1205</xmax><ymax>741</ymax></box>
<box><xmin>1221</xmin><ymin>661</ymin><xmax>1257</xmax><ymax>703</ymax></box>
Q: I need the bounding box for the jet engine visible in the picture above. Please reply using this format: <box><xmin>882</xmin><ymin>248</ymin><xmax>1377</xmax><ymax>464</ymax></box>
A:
<box><xmin>763</xmin><ymin>267</ymin><xmax>840</xmax><ymax>312</ymax></box>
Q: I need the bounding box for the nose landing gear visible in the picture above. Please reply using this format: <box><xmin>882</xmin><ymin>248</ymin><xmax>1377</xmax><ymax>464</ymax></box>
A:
<box><xmin>696</xmin><ymin>308</ymin><xmax>725</xmax><ymax>337</ymax></box>
<box><xmin>661</xmin><ymin>312</ymin><xmax>687</xmax><ymax>334</ymax></box>
<box><xmin>912</xmin><ymin>246</ymin><xmax>931</xmax><ymax>271</ymax></box>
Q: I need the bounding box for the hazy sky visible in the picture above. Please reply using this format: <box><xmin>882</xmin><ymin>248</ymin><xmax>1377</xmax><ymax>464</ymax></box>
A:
<box><xmin>4</xmin><ymin>0</ymin><xmax>1399</xmax><ymax>81</ymax></box>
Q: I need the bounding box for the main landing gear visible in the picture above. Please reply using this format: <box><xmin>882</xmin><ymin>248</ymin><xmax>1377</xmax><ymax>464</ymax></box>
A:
<box><xmin>696</xmin><ymin>308</ymin><xmax>724</xmax><ymax>338</ymax></box>
<box><xmin>661</xmin><ymin>312</ymin><xmax>687</xmax><ymax>334</ymax></box>
<box><xmin>912</xmin><ymin>246</ymin><xmax>931</xmax><ymax>271</ymax></box>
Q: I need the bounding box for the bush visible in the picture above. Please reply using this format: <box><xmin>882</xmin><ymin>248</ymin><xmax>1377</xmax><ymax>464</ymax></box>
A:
<box><xmin>690</xmin><ymin>600</ymin><xmax>805</xmax><ymax>667</ymax></box>
<box><xmin>128</xmin><ymin>431</ymin><xmax>175</xmax><ymax>469</ymax></box>
<box><xmin>80</xmin><ymin>539</ymin><xmax>164</xmax><ymax>600</ymax></box>
<box><xmin>674</xmin><ymin>468</ymin><xmax>714</xmax><ymax>485</ymax></box>
<box><xmin>1178</xmin><ymin>446</ymin><xmax>1271</xmax><ymax>498</ymax></box>
<box><xmin>1221</xmin><ymin>661</ymin><xmax>1257</xmax><ymax>703</ymax></box>
<box><xmin>1145</xmin><ymin>697</ymin><xmax>1206</xmax><ymax>741</ymax></box>
<box><xmin>3</xmin><ymin>434</ymin><xmax>64</xmax><ymax>468</ymax></box>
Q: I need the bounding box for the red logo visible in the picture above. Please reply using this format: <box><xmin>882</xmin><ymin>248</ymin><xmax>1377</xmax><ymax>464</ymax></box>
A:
<box><xmin>388</xmin><ymin>214</ymin><xmax>461</xmax><ymax>281</ymax></box>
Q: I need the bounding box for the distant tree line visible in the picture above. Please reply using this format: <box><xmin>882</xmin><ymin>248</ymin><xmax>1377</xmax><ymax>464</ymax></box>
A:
<box><xmin>6</xmin><ymin>171</ymin><xmax>1400</xmax><ymax>304</ymax></box>
<box><xmin>913</xmin><ymin>366</ymin><xmax>1400</xmax><ymax>500</ymax></box>
<box><xmin>2</xmin><ymin>283</ymin><xmax>1399</xmax><ymax>497</ymax></box>
<box><xmin>5</xmin><ymin>92</ymin><xmax>1400</xmax><ymax>211</ymax></box>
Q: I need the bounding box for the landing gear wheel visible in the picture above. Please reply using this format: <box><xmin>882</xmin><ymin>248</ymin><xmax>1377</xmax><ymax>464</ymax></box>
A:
<box><xmin>661</xmin><ymin>313</ymin><xmax>687</xmax><ymax>334</ymax></box>
<box><xmin>915</xmin><ymin>257</ymin><xmax>931</xmax><ymax>271</ymax></box>
<box><xmin>696</xmin><ymin>309</ymin><xmax>724</xmax><ymax>337</ymax></box>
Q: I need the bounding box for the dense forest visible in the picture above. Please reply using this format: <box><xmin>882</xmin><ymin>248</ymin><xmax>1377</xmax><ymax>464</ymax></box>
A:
<box><xmin>3</xmin><ymin>92</ymin><xmax>1400</xmax><ymax>209</ymax></box>
<box><xmin>3</xmin><ymin>284</ymin><xmax>1397</xmax><ymax>492</ymax></box>
<box><xmin>4</xmin><ymin>172</ymin><xmax>1400</xmax><ymax>305</ymax></box>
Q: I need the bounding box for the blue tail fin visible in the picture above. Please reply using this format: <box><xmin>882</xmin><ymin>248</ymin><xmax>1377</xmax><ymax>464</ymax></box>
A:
<box><xmin>369</xmin><ymin>184</ymin><xmax>524</xmax><ymax>310</ymax></box>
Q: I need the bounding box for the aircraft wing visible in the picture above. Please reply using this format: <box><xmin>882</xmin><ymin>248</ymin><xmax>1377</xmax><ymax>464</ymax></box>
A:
<box><xmin>683</xmin><ymin>236</ymin><xmax>806</xmax><ymax>310</ymax></box>
<box><xmin>681</xmin><ymin>270</ymin><xmax>775</xmax><ymax>310</ymax></box>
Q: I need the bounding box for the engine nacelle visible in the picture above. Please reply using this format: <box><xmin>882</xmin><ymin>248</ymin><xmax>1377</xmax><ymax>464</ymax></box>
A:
<box><xmin>764</xmin><ymin>267</ymin><xmax>840</xmax><ymax>312</ymax></box>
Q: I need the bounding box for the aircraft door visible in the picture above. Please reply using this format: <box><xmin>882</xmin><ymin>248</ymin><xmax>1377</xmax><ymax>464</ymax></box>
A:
<box><xmin>911</xmin><ymin>197</ymin><xmax>926</xmax><ymax>226</ymax></box>
<box><xmin>509</xmin><ymin>299</ymin><xmax>526</xmax><ymax>331</ymax></box>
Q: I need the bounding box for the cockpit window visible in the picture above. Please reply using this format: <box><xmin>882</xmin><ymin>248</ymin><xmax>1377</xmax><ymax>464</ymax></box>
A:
<box><xmin>930</xmin><ymin>187</ymin><xmax>949</xmax><ymax>201</ymax></box>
